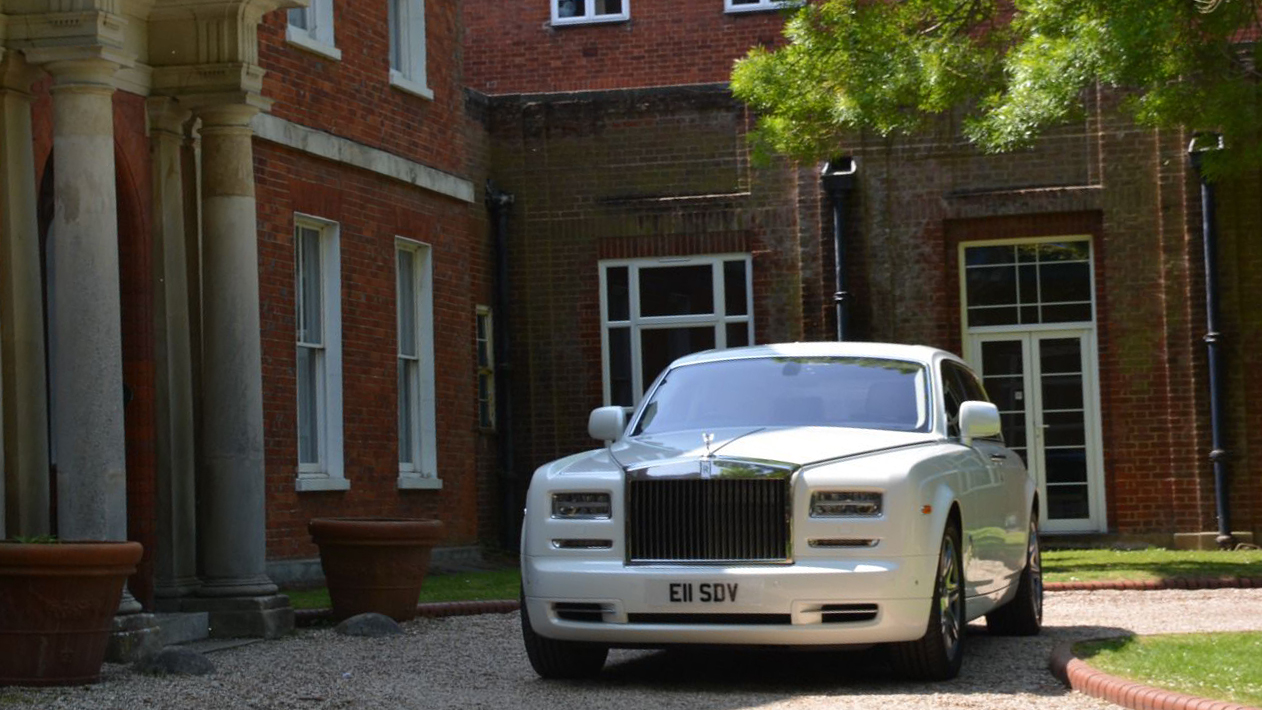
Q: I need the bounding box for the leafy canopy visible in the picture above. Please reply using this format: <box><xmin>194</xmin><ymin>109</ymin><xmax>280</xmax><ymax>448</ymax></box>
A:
<box><xmin>730</xmin><ymin>0</ymin><xmax>1262</xmax><ymax>177</ymax></box>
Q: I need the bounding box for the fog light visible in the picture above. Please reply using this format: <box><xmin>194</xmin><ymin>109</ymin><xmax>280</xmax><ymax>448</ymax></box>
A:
<box><xmin>810</xmin><ymin>491</ymin><xmax>882</xmax><ymax>518</ymax></box>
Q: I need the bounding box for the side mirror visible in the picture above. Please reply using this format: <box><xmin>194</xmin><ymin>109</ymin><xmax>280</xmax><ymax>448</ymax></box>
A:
<box><xmin>588</xmin><ymin>406</ymin><xmax>627</xmax><ymax>442</ymax></box>
<box><xmin>959</xmin><ymin>401</ymin><xmax>1001</xmax><ymax>445</ymax></box>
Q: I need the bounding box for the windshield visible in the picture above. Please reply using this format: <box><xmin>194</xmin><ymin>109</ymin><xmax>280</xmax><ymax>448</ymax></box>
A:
<box><xmin>632</xmin><ymin>356</ymin><xmax>929</xmax><ymax>436</ymax></box>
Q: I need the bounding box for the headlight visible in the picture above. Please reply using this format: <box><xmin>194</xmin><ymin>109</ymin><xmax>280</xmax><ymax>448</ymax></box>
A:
<box><xmin>551</xmin><ymin>492</ymin><xmax>612</xmax><ymax>519</ymax></box>
<box><xmin>810</xmin><ymin>491</ymin><xmax>882</xmax><ymax>518</ymax></box>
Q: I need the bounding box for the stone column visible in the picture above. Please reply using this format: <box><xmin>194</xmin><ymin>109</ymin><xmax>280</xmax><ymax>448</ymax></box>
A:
<box><xmin>148</xmin><ymin>97</ymin><xmax>200</xmax><ymax>607</ymax></box>
<box><xmin>185</xmin><ymin>101</ymin><xmax>290</xmax><ymax>638</ymax></box>
<box><xmin>44</xmin><ymin>57</ymin><xmax>129</xmax><ymax>548</ymax></box>
<box><xmin>0</xmin><ymin>52</ymin><xmax>50</xmax><ymax>538</ymax></box>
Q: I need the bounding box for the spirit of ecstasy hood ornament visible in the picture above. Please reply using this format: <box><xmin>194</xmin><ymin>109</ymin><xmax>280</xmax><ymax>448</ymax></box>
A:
<box><xmin>702</xmin><ymin>432</ymin><xmax>714</xmax><ymax>458</ymax></box>
<box><xmin>701</xmin><ymin>433</ymin><xmax>715</xmax><ymax>479</ymax></box>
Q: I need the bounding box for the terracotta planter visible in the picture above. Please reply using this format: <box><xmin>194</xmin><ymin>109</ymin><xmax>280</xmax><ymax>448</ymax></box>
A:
<box><xmin>0</xmin><ymin>540</ymin><xmax>143</xmax><ymax>686</ymax></box>
<box><xmin>309</xmin><ymin>518</ymin><xmax>443</xmax><ymax>622</ymax></box>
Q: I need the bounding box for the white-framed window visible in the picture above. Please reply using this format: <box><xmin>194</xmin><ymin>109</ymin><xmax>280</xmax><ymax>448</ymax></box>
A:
<box><xmin>476</xmin><ymin>306</ymin><xmax>495</xmax><ymax>429</ymax></box>
<box><xmin>287</xmin><ymin>0</ymin><xmax>342</xmax><ymax>61</ymax></box>
<box><xmin>599</xmin><ymin>254</ymin><xmax>753</xmax><ymax>407</ymax></box>
<box><xmin>725</xmin><ymin>0</ymin><xmax>791</xmax><ymax>12</ymax></box>
<box><xmin>389</xmin><ymin>0</ymin><xmax>433</xmax><ymax>99</ymax></box>
<box><xmin>294</xmin><ymin>215</ymin><xmax>346</xmax><ymax>491</ymax></box>
<box><xmin>397</xmin><ymin>240</ymin><xmax>440</xmax><ymax>489</ymax></box>
<box><xmin>552</xmin><ymin>0</ymin><xmax>629</xmax><ymax>26</ymax></box>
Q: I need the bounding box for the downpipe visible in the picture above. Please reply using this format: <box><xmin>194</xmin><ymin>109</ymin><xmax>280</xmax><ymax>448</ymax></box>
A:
<box><xmin>486</xmin><ymin>180</ymin><xmax>518</xmax><ymax>551</ymax></box>
<box><xmin>1187</xmin><ymin>136</ymin><xmax>1234</xmax><ymax>550</ymax></box>
<box><xmin>821</xmin><ymin>158</ymin><xmax>858</xmax><ymax>341</ymax></box>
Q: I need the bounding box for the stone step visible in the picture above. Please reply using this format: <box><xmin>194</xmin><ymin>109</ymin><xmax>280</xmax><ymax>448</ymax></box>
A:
<box><xmin>155</xmin><ymin>612</ymin><xmax>210</xmax><ymax>647</ymax></box>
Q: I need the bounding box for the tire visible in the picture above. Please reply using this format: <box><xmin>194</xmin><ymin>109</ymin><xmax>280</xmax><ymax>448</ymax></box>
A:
<box><xmin>890</xmin><ymin>520</ymin><xmax>966</xmax><ymax>681</ymax></box>
<box><xmin>520</xmin><ymin>590</ymin><xmax>609</xmax><ymax>679</ymax></box>
<box><xmin>985</xmin><ymin>511</ymin><xmax>1043</xmax><ymax>636</ymax></box>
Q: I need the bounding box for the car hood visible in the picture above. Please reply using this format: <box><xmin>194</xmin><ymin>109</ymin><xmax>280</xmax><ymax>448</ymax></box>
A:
<box><xmin>608</xmin><ymin>426</ymin><xmax>937</xmax><ymax>471</ymax></box>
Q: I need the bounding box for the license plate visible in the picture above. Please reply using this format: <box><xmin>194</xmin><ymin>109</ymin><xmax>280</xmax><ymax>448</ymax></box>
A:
<box><xmin>647</xmin><ymin>580</ymin><xmax>762</xmax><ymax>606</ymax></box>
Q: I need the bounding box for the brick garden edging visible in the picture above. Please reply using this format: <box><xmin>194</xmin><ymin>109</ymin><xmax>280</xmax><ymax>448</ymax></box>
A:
<box><xmin>1049</xmin><ymin>640</ymin><xmax>1262</xmax><ymax>710</ymax></box>
<box><xmin>1045</xmin><ymin>577</ymin><xmax>1262</xmax><ymax>592</ymax></box>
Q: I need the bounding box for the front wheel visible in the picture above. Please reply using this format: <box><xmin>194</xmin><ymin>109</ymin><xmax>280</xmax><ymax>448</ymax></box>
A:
<box><xmin>985</xmin><ymin>512</ymin><xmax>1043</xmax><ymax>636</ymax></box>
<box><xmin>520</xmin><ymin>590</ymin><xmax>609</xmax><ymax>679</ymax></box>
<box><xmin>889</xmin><ymin>520</ymin><xmax>966</xmax><ymax>681</ymax></box>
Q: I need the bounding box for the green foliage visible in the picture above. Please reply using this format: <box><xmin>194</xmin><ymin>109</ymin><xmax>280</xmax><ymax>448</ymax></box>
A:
<box><xmin>731</xmin><ymin>0</ymin><xmax>1262</xmax><ymax>178</ymax></box>
<box><xmin>1042</xmin><ymin>547</ymin><xmax>1262</xmax><ymax>583</ymax></box>
<box><xmin>1076</xmin><ymin>632</ymin><xmax>1262</xmax><ymax>706</ymax></box>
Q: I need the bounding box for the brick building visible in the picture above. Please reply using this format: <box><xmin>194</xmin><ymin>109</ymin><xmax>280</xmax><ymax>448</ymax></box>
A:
<box><xmin>466</xmin><ymin>0</ymin><xmax>1260</xmax><ymax>546</ymax></box>
<box><xmin>0</xmin><ymin>0</ymin><xmax>491</xmax><ymax>650</ymax></box>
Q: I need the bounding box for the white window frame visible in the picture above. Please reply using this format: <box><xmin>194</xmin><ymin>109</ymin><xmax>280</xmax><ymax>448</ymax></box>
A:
<box><xmin>551</xmin><ymin>0</ymin><xmax>631</xmax><ymax>27</ymax></box>
<box><xmin>476</xmin><ymin>306</ymin><xmax>495</xmax><ymax>429</ymax></box>
<box><xmin>397</xmin><ymin>239</ymin><xmax>440</xmax><ymax>490</ymax></box>
<box><xmin>389</xmin><ymin>0</ymin><xmax>433</xmax><ymax>100</ymax></box>
<box><xmin>598</xmin><ymin>253</ymin><xmax>754</xmax><ymax>407</ymax></box>
<box><xmin>294</xmin><ymin>214</ymin><xmax>346</xmax><ymax>492</ymax></box>
<box><xmin>724</xmin><ymin>0</ymin><xmax>791</xmax><ymax>13</ymax></box>
<box><xmin>286</xmin><ymin>0</ymin><xmax>342</xmax><ymax>61</ymax></box>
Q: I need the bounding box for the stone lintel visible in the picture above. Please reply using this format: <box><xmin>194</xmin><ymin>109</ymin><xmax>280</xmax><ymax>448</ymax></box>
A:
<box><xmin>2</xmin><ymin>8</ymin><xmax>127</xmax><ymax>47</ymax></box>
<box><xmin>153</xmin><ymin>62</ymin><xmax>267</xmax><ymax>103</ymax></box>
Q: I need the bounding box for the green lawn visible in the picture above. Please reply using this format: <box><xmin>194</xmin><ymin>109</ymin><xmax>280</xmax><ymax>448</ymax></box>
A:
<box><xmin>285</xmin><ymin>568</ymin><xmax>521</xmax><ymax>610</ymax></box>
<box><xmin>1076</xmin><ymin>632</ymin><xmax>1262</xmax><ymax>707</ymax></box>
<box><xmin>1043</xmin><ymin>547</ymin><xmax>1262</xmax><ymax>583</ymax></box>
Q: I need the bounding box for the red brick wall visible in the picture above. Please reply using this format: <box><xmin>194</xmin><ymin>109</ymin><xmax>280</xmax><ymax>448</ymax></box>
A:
<box><xmin>463</xmin><ymin>0</ymin><xmax>785</xmax><ymax>94</ymax></box>
<box><xmin>258</xmin><ymin>0</ymin><xmax>467</xmax><ymax>175</ymax></box>
<box><xmin>255</xmin><ymin>140</ymin><xmax>485</xmax><ymax>561</ymax></box>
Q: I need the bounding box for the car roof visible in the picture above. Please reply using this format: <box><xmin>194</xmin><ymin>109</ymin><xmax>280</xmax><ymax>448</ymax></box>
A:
<box><xmin>667</xmin><ymin>341</ymin><xmax>961</xmax><ymax>369</ymax></box>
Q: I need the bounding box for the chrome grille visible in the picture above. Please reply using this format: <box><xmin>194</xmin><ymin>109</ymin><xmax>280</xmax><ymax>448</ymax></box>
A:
<box><xmin>627</xmin><ymin>478</ymin><xmax>789</xmax><ymax>563</ymax></box>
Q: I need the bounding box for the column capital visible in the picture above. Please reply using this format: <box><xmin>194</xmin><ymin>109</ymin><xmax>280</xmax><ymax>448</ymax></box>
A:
<box><xmin>146</xmin><ymin>96</ymin><xmax>192</xmax><ymax>138</ymax></box>
<box><xmin>191</xmin><ymin>99</ymin><xmax>266</xmax><ymax>130</ymax></box>
<box><xmin>0</xmin><ymin>52</ymin><xmax>43</xmax><ymax>96</ymax></box>
<box><xmin>25</xmin><ymin>45</ymin><xmax>133</xmax><ymax>87</ymax></box>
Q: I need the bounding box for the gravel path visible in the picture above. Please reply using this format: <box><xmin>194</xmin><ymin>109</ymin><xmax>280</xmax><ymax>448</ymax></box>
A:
<box><xmin>7</xmin><ymin>589</ymin><xmax>1262</xmax><ymax>710</ymax></box>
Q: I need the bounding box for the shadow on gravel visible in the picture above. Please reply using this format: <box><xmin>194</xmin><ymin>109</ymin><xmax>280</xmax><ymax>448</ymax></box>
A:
<box><xmin>560</xmin><ymin>622</ymin><xmax>1136</xmax><ymax>701</ymax></box>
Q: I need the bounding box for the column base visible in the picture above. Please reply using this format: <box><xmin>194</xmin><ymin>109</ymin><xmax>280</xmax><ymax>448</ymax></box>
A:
<box><xmin>1172</xmin><ymin>531</ymin><xmax>1255</xmax><ymax>550</ymax></box>
<box><xmin>196</xmin><ymin>575</ymin><xmax>278</xmax><ymax>598</ymax></box>
<box><xmin>179</xmin><ymin>595</ymin><xmax>294</xmax><ymax>639</ymax></box>
<box><xmin>106</xmin><ymin>613</ymin><xmax>162</xmax><ymax>663</ymax></box>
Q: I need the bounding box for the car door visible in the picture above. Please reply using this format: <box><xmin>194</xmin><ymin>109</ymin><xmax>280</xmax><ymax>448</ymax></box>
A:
<box><xmin>940</xmin><ymin>361</ymin><xmax>1007</xmax><ymax>597</ymax></box>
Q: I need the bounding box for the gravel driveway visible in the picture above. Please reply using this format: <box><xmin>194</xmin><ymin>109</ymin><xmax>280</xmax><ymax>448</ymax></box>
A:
<box><xmin>8</xmin><ymin>588</ymin><xmax>1262</xmax><ymax>710</ymax></box>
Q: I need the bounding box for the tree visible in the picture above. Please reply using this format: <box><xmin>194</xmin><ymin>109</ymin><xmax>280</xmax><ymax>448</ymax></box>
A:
<box><xmin>730</xmin><ymin>0</ymin><xmax>1262</xmax><ymax>178</ymax></box>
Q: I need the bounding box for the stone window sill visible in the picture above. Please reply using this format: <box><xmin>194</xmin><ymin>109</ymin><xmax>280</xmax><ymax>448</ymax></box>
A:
<box><xmin>390</xmin><ymin>71</ymin><xmax>434</xmax><ymax>101</ymax></box>
<box><xmin>398</xmin><ymin>474</ymin><xmax>443</xmax><ymax>490</ymax></box>
<box><xmin>296</xmin><ymin>475</ymin><xmax>351</xmax><ymax>492</ymax></box>
<box><xmin>286</xmin><ymin>27</ymin><xmax>343</xmax><ymax>62</ymax></box>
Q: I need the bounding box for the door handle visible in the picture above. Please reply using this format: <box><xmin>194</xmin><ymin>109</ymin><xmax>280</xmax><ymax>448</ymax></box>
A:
<box><xmin>989</xmin><ymin>453</ymin><xmax>1008</xmax><ymax>462</ymax></box>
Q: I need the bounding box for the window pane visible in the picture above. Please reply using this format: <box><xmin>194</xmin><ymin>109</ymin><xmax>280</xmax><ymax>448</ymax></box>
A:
<box><xmin>726</xmin><ymin>322</ymin><xmax>749</xmax><ymax>348</ymax></box>
<box><xmin>1039</xmin><ymin>338</ymin><xmax>1081</xmax><ymax>374</ymax></box>
<box><xmin>389</xmin><ymin>0</ymin><xmax>402</xmax><ymax>70</ymax></box>
<box><xmin>724</xmin><ymin>260</ymin><xmax>748</xmax><ymax>316</ymax></box>
<box><xmin>399</xmin><ymin>360</ymin><xmax>415</xmax><ymax>465</ymax></box>
<box><xmin>1040</xmin><ymin>303</ymin><xmax>1092</xmax><ymax>323</ymax></box>
<box><xmin>1043</xmin><ymin>410</ymin><xmax>1085</xmax><ymax>447</ymax></box>
<box><xmin>606</xmin><ymin>266</ymin><xmax>629</xmax><ymax>321</ymax></box>
<box><xmin>594</xmin><ymin>0</ymin><xmax>622</xmax><ymax>14</ymax></box>
<box><xmin>1038</xmin><ymin>242</ymin><xmax>1090</xmax><ymax>262</ymax></box>
<box><xmin>981</xmin><ymin>340</ymin><xmax>1023</xmax><ymax>376</ymax></box>
<box><xmin>298</xmin><ymin>346</ymin><xmax>319</xmax><ymax>465</ymax></box>
<box><xmin>966</xmin><ymin>265</ymin><xmax>1016</xmax><ymax>307</ymax></box>
<box><xmin>557</xmin><ymin>0</ymin><xmax>582</xmax><ymax>17</ymax></box>
<box><xmin>298</xmin><ymin>227</ymin><xmax>323</xmax><ymax>344</ymax></box>
<box><xmin>478</xmin><ymin>373</ymin><xmax>492</xmax><ymax>428</ymax></box>
<box><xmin>1039</xmin><ymin>262</ymin><xmax>1091</xmax><ymax>303</ymax></box>
<box><xmin>639</xmin><ymin>265</ymin><xmax>713</xmax><ymax>316</ymax></box>
<box><xmin>1047</xmin><ymin>484</ymin><xmax>1090</xmax><ymax>519</ymax></box>
<box><xmin>1041</xmin><ymin>375</ymin><xmax>1084</xmax><ymax>411</ymax></box>
<box><xmin>476</xmin><ymin>313</ymin><xmax>490</xmax><ymax>368</ymax></box>
<box><xmin>967</xmin><ymin>306</ymin><xmax>1018</xmax><ymax>327</ymax></box>
<box><xmin>965</xmin><ymin>245</ymin><xmax>1015</xmax><ymax>266</ymax></box>
<box><xmin>609</xmin><ymin>327</ymin><xmax>633</xmax><ymax>406</ymax></box>
<box><xmin>1046</xmin><ymin>449</ymin><xmax>1088</xmax><ymax>484</ymax></box>
<box><xmin>640</xmin><ymin>327</ymin><xmax>715</xmax><ymax>393</ymax></box>
<box><xmin>397</xmin><ymin>250</ymin><xmax>417</xmax><ymax>357</ymax></box>
<box><xmin>288</xmin><ymin>8</ymin><xmax>308</xmax><ymax>29</ymax></box>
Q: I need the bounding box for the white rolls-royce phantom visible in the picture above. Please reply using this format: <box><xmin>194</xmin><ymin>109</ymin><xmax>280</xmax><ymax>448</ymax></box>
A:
<box><xmin>520</xmin><ymin>342</ymin><xmax>1042</xmax><ymax>681</ymax></box>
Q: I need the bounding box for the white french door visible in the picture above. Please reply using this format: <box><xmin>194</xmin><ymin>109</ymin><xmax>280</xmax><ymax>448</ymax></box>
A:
<box><xmin>966</xmin><ymin>330</ymin><xmax>1106</xmax><ymax>533</ymax></box>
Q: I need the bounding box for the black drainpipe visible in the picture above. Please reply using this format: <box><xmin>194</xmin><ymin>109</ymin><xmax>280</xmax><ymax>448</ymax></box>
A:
<box><xmin>821</xmin><ymin>158</ymin><xmax>858</xmax><ymax>341</ymax></box>
<box><xmin>486</xmin><ymin>181</ymin><xmax>518</xmax><ymax>551</ymax></box>
<box><xmin>1187</xmin><ymin>135</ymin><xmax>1234</xmax><ymax>549</ymax></box>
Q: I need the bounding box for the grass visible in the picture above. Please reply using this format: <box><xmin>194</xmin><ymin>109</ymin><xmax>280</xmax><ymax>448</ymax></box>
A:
<box><xmin>1042</xmin><ymin>547</ymin><xmax>1262</xmax><ymax>583</ymax></box>
<box><xmin>1076</xmin><ymin>632</ymin><xmax>1262</xmax><ymax>707</ymax></box>
<box><xmin>284</xmin><ymin>568</ymin><xmax>521</xmax><ymax>610</ymax></box>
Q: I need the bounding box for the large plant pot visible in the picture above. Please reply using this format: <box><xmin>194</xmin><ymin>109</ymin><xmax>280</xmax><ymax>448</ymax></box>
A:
<box><xmin>309</xmin><ymin>518</ymin><xmax>443</xmax><ymax>622</ymax></box>
<box><xmin>0</xmin><ymin>540</ymin><xmax>143</xmax><ymax>686</ymax></box>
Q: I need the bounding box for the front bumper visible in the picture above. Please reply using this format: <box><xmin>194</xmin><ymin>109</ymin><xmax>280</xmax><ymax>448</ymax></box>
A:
<box><xmin>522</xmin><ymin>554</ymin><xmax>937</xmax><ymax>647</ymax></box>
